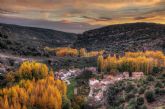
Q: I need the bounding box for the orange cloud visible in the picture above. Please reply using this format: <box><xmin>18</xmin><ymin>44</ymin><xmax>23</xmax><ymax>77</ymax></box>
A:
<box><xmin>0</xmin><ymin>0</ymin><xmax>164</xmax><ymax>26</ymax></box>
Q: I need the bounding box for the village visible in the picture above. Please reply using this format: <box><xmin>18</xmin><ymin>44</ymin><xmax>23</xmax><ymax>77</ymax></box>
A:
<box><xmin>53</xmin><ymin>66</ymin><xmax>144</xmax><ymax>107</ymax></box>
<box><xmin>88</xmin><ymin>71</ymin><xmax>144</xmax><ymax>107</ymax></box>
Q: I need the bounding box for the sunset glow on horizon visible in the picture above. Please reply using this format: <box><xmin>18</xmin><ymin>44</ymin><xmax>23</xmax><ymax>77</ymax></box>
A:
<box><xmin>0</xmin><ymin>0</ymin><xmax>164</xmax><ymax>33</ymax></box>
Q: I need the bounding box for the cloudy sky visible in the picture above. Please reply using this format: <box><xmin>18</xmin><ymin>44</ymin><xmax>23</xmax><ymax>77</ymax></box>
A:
<box><xmin>0</xmin><ymin>0</ymin><xmax>165</xmax><ymax>33</ymax></box>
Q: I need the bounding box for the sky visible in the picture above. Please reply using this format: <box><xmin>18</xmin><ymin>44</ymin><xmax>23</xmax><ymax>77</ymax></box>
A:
<box><xmin>0</xmin><ymin>0</ymin><xmax>165</xmax><ymax>33</ymax></box>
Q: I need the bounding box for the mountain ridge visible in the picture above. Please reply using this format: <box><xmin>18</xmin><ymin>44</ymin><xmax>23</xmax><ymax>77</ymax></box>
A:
<box><xmin>74</xmin><ymin>22</ymin><xmax>165</xmax><ymax>53</ymax></box>
<box><xmin>0</xmin><ymin>22</ymin><xmax>165</xmax><ymax>56</ymax></box>
<box><xmin>0</xmin><ymin>23</ymin><xmax>77</xmax><ymax>56</ymax></box>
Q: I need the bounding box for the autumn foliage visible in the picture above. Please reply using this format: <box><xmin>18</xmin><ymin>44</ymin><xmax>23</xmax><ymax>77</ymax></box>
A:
<box><xmin>0</xmin><ymin>61</ymin><xmax>67</xmax><ymax>109</ymax></box>
<box><xmin>97</xmin><ymin>51</ymin><xmax>165</xmax><ymax>74</ymax></box>
<box><xmin>79</xmin><ymin>48</ymin><xmax>104</xmax><ymax>57</ymax></box>
<box><xmin>18</xmin><ymin>61</ymin><xmax>49</xmax><ymax>80</ymax></box>
<box><xmin>45</xmin><ymin>47</ymin><xmax>104</xmax><ymax>57</ymax></box>
<box><xmin>55</xmin><ymin>47</ymin><xmax>79</xmax><ymax>57</ymax></box>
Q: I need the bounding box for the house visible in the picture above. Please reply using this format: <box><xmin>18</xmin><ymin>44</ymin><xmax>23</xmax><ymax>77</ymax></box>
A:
<box><xmin>89</xmin><ymin>78</ymin><xmax>99</xmax><ymax>86</ymax></box>
<box><xmin>95</xmin><ymin>91</ymin><xmax>103</xmax><ymax>101</ymax></box>
<box><xmin>85</xmin><ymin>67</ymin><xmax>97</xmax><ymax>73</ymax></box>
<box><xmin>132</xmin><ymin>72</ymin><xmax>144</xmax><ymax>79</ymax></box>
<box><xmin>123</xmin><ymin>72</ymin><xmax>129</xmax><ymax>79</ymax></box>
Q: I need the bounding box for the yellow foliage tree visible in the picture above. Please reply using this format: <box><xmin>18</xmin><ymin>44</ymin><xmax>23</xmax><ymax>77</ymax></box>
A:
<box><xmin>0</xmin><ymin>77</ymin><xmax>67</xmax><ymax>109</ymax></box>
<box><xmin>97</xmin><ymin>51</ymin><xmax>165</xmax><ymax>74</ymax></box>
<box><xmin>18</xmin><ymin>61</ymin><xmax>49</xmax><ymax>80</ymax></box>
<box><xmin>79</xmin><ymin>48</ymin><xmax>87</xmax><ymax>57</ymax></box>
<box><xmin>0</xmin><ymin>61</ymin><xmax>67</xmax><ymax>109</ymax></box>
<box><xmin>97</xmin><ymin>55</ymin><xmax>104</xmax><ymax>72</ymax></box>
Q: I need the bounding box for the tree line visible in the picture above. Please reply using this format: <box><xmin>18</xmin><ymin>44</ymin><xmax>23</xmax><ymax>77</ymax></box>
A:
<box><xmin>44</xmin><ymin>47</ymin><xmax>104</xmax><ymax>57</ymax></box>
<box><xmin>97</xmin><ymin>51</ymin><xmax>165</xmax><ymax>75</ymax></box>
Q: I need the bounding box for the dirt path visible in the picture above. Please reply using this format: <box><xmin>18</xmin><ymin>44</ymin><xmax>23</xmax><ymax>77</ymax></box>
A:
<box><xmin>0</xmin><ymin>53</ymin><xmax>42</xmax><ymax>62</ymax></box>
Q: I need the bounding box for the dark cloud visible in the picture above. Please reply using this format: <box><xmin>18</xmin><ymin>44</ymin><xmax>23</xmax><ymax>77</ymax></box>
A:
<box><xmin>0</xmin><ymin>8</ymin><xmax>17</xmax><ymax>14</ymax></box>
<box><xmin>134</xmin><ymin>16</ymin><xmax>153</xmax><ymax>20</ymax></box>
<box><xmin>82</xmin><ymin>16</ymin><xmax>112</xmax><ymax>21</ymax></box>
<box><xmin>0</xmin><ymin>15</ymin><xmax>101</xmax><ymax>33</ymax></box>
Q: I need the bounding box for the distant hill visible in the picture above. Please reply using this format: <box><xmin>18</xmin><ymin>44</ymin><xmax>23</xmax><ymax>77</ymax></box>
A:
<box><xmin>74</xmin><ymin>23</ymin><xmax>165</xmax><ymax>53</ymax></box>
<box><xmin>0</xmin><ymin>22</ymin><xmax>165</xmax><ymax>56</ymax></box>
<box><xmin>0</xmin><ymin>23</ymin><xmax>77</xmax><ymax>56</ymax></box>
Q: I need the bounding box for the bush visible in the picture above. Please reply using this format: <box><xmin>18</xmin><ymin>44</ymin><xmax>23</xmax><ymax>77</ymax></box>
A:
<box><xmin>62</xmin><ymin>97</ymin><xmax>71</xmax><ymax>109</ymax></box>
<box><xmin>118</xmin><ymin>104</ymin><xmax>125</xmax><ymax>109</ymax></box>
<box><xmin>116</xmin><ymin>96</ymin><xmax>125</xmax><ymax>104</ymax></box>
<box><xmin>127</xmin><ymin>98</ymin><xmax>137</xmax><ymax>109</ymax></box>
<box><xmin>125</xmin><ymin>92</ymin><xmax>135</xmax><ymax>101</ymax></box>
<box><xmin>161</xmin><ymin>73</ymin><xmax>165</xmax><ymax>78</ymax></box>
<box><xmin>139</xmin><ymin>79</ymin><xmax>149</xmax><ymax>86</ymax></box>
<box><xmin>107</xmin><ymin>84</ymin><xmax>121</xmax><ymax>106</ymax></box>
<box><xmin>155</xmin><ymin>88</ymin><xmax>165</xmax><ymax>95</ymax></box>
<box><xmin>76</xmin><ymin>70</ymin><xmax>93</xmax><ymax>80</ymax></box>
<box><xmin>146</xmin><ymin>75</ymin><xmax>155</xmax><ymax>81</ymax></box>
<box><xmin>137</xmin><ymin>97</ymin><xmax>144</xmax><ymax>105</ymax></box>
<box><xmin>155</xmin><ymin>81</ymin><xmax>164</xmax><ymax>88</ymax></box>
<box><xmin>71</xmin><ymin>95</ymin><xmax>86</xmax><ymax>109</ymax></box>
<box><xmin>125</xmin><ymin>83</ymin><xmax>135</xmax><ymax>93</ymax></box>
<box><xmin>4</xmin><ymin>72</ymin><xmax>15</xmax><ymax>83</ymax></box>
<box><xmin>132</xmin><ymin>88</ymin><xmax>138</xmax><ymax>94</ymax></box>
<box><xmin>140</xmin><ymin>104</ymin><xmax>147</xmax><ymax>109</ymax></box>
<box><xmin>138</xmin><ymin>87</ymin><xmax>145</xmax><ymax>94</ymax></box>
<box><xmin>152</xmin><ymin>66</ymin><xmax>161</xmax><ymax>74</ymax></box>
<box><xmin>155</xmin><ymin>88</ymin><xmax>160</xmax><ymax>95</ymax></box>
<box><xmin>145</xmin><ymin>91</ymin><xmax>155</xmax><ymax>103</ymax></box>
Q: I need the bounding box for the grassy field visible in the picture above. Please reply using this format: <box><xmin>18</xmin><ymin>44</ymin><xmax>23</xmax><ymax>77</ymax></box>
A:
<box><xmin>67</xmin><ymin>79</ymin><xmax>77</xmax><ymax>99</ymax></box>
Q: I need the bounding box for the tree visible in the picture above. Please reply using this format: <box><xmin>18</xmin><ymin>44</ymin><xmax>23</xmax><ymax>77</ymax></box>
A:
<box><xmin>97</xmin><ymin>51</ymin><xmax>165</xmax><ymax>75</ymax></box>
<box><xmin>18</xmin><ymin>61</ymin><xmax>49</xmax><ymax>80</ymax></box>
<box><xmin>97</xmin><ymin>55</ymin><xmax>104</xmax><ymax>72</ymax></box>
<box><xmin>79</xmin><ymin>48</ymin><xmax>86</xmax><ymax>57</ymax></box>
<box><xmin>0</xmin><ymin>61</ymin><xmax>68</xmax><ymax>109</ymax></box>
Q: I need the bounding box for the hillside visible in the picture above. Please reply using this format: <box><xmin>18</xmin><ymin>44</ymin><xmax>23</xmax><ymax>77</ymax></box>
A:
<box><xmin>0</xmin><ymin>23</ymin><xmax>77</xmax><ymax>56</ymax></box>
<box><xmin>74</xmin><ymin>23</ymin><xmax>165</xmax><ymax>53</ymax></box>
<box><xmin>0</xmin><ymin>23</ymin><xmax>165</xmax><ymax>56</ymax></box>
<box><xmin>106</xmin><ymin>75</ymin><xmax>165</xmax><ymax>109</ymax></box>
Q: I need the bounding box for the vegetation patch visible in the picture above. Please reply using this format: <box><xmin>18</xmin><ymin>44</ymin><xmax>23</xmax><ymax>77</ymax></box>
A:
<box><xmin>107</xmin><ymin>75</ymin><xmax>165</xmax><ymax>109</ymax></box>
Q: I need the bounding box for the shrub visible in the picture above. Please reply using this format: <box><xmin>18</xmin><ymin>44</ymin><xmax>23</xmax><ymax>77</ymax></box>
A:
<box><xmin>132</xmin><ymin>88</ymin><xmax>138</xmax><ymax>94</ymax></box>
<box><xmin>137</xmin><ymin>97</ymin><xmax>144</xmax><ymax>105</ymax></box>
<box><xmin>125</xmin><ymin>83</ymin><xmax>135</xmax><ymax>93</ymax></box>
<box><xmin>155</xmin><ymin>88</ymin><xmax>165</xmax><ymax>95</ymax></box>
<box><xmin>107</xmin><ymin>84</ymin><xmax>120</xmax><ymax>106</ymax></box>
<box><xmin>4</xmin><ymin>72</ymin><xmax>15</xmax><ymax>83</ymax></box>
<box><xmin>155</xmin><ymin>81</ymin><xmax>163</xmax><ymax>88</ymax></box>
<box><xmin>146</xmin><ymin>75</ymin><xmax>155</xmax><ymax>81</ymax></box>
<box><xmin>155</xmin><ymin>87</ymin><xmax>160</xmax><ymax>94</ymax></box>
<box><xmin>116</xmin><ymin>96</ymin><xmax>125</xmax><ymax>104</ymax></box>
<box><xmin>125</xmin><ymin>92</ymin><xmax>135</xmax><ymax>101</ymax></box>
<box><xmin>145</xmin><ymin>91</ymin><xmax>155</xmax><ymax>103</ymax></box>
<box><xmin>140</xmin><ymin>104</ymin><xmax>147</xmax><ymax>109</ymax></box>
<box><xmin>62</xmin><ymin>97</ymin><xmax>71</xmax><ymax>109</ymax></box>
<box><xmin>161</xmin><ymin>73</ymin><xmax>165</xmax><ymax>78</ymax></box>
<box><xmin>72</xmin><ymin>95</ymin><xmax>86</xmax><ymax>109</ymax></box>
<box><xmin>118</xmin><ymin>104</ymin><xmax>125</xmax><ymax>109</ymax></box>
<box><xmin>139</xmin><ymin>79</ymin><xmax>149</xmax><ymax>86</ymax></box>
<box><xmin>152</xmin><ymin>66</ymin><xmax>161</xmax><ymax>74</ymax></box>
<box><xmin>138</xmin><ymin>87</ymin><xmax>145</xmax><ymax>94</ymax></box>
<box><xmin>76</xmin><ymin>70</ymin><xmax>93</xmax><ymax>80</ymax></box>
<box><xmin>127</xmin><ymin>98</ymin><xmax>137</xmax><ymax>109</ymax></box>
